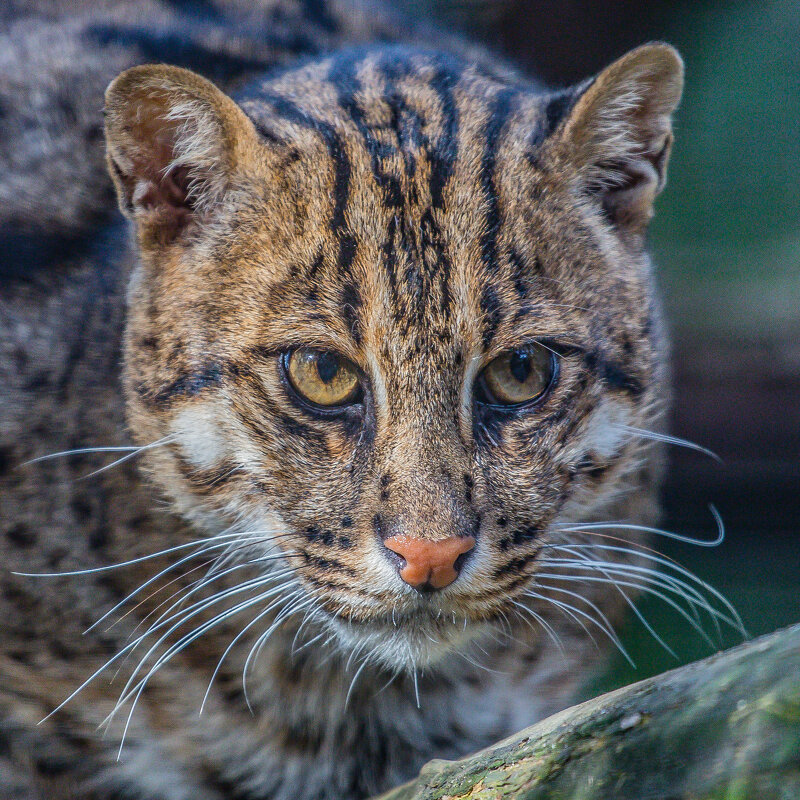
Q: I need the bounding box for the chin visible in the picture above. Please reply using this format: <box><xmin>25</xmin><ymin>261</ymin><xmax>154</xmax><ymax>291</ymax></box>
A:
<box><xmin>321</xmin><ymin>603</ymin><xmax>498</xmax><ymax>672</ymax></box>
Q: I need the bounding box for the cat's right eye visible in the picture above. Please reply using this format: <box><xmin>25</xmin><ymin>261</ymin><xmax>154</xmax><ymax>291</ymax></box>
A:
<box><xmin>284</xmin><ymin>349</ymin><xmax>361</xmax><ymax>408</ymax></box>
<box><xmin>476</xmin><ymin>343</ymin><xmax>556</xmax><ymax>407</ymax></box>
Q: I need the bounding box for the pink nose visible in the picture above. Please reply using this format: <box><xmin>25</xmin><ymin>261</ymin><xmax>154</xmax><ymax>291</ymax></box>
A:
<box><xmin>383</xmin><ymin>534</ymin><xmax>476</xmax><ymax>590</ymax></box>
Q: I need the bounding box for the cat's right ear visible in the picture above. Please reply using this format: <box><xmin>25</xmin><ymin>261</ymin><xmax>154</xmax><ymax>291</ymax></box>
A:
<box><xmin>104</xmin><ymin>65</ymin><xmax>259</xmax><ymax>246</ymax></box>
<box><xmin>551</xmin><ymin>44</ymin><xmax>683</xmax><ymax>239</ymax></box>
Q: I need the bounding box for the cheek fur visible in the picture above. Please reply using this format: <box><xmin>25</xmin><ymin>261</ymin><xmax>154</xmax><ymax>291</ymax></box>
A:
<box><xmin>578</xmin><ymin>398</ymin><xmax>631</xmax><ymax>461</ymax></box>
<box><xmin>172</xmin><ymin>403</ymin><xmax>230</xmax><ymax>470</ymax></box>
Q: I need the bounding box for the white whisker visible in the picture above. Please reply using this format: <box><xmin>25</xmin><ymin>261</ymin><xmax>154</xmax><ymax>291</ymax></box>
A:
<box><xmin>139</xmin><ymin>551</ymin><xmax>290</xmax><ymax>638</ymax></box>
<box><xmin>108</xmin><ymin>575</ymin><xmax>298</xmax><ymax>750</ymax></box>
<box><xmin>614</xmin><ymin>424</ymin><xmax>722</xmax><ymax>463</ymax></box>
<box><xmin>201</xmin><ymin>585</ymin><xmax>302</xmax><ymax>716</ymax></box>
<box><xmin>510</xmin><ymin>600</ymin><xmax>565</xmax><ymax>656</ymax></box>
<box><xmin>42</xmin><ymin>565</ymin><xmax>295</xmax><ymax>726</ymax></box>
<box><xmin>80</xmin><ymin>436</ymin><xmax>179</xmax><ymax>480</ymax></box>
<box><xmin>534</xmin><ymin>571</ymin><xmax>720</xmax><ymax>649</ymax></box>
<box><xmin>525</xmin><ymin>589</ymin><xmax>601</xmax><ymax>652</ymax></box>
<box><xmin>290</xmin><ymin>603</ymin><xmax>323</xmax><ymax>656</ymax></box>
<box><xmin>555</xmin><ymin>504</ymin><xmax>726</xmax><ymax>548</ymax></box>
<box><xmin>542</xmin><ymin>540</ymin><xmax>745</xmax><ymax>638</ymax></box>
<box><xmin>108</xmin><ymin>558</ymin><xmax>215</xmax><ymax>636</ymax></box>
<box><xmin>540</xmin><ymin>551</ymin><xmax>743</xmax><ymax>634</ymax></box>
<box><xmin>540</xmin><ymin>581</ymin><xmax>664</xmax><ymax>669</ymax></box>
<box><xmin>24</xmin><ymin>446</ymin><xmax>143</xmax><ymax>464</ymax></box>
<box><xmin>14</xmin><ymin>530</ymin><xmax>247</xmax><ymax>578</ymax></box>
<box><xmin>243</xmin><ymin>593</ymin><xmax>312</xmax><ymax>710</ymax></box>
<box><xmin>344</xmin><ymin>652</ymin><xmax>369</xmax><ymax>709</ymax></box>
<box><xmin>86</xmin><ymin>536</ymin><xmax>269</xmax><ymax>633</ymax></box>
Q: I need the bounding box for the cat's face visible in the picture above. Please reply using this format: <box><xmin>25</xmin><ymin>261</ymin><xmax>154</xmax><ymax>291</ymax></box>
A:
<box><xmin>106</xmin><ymin>46</ymin><xmax>681</xmax><ymax>667</ymax></box>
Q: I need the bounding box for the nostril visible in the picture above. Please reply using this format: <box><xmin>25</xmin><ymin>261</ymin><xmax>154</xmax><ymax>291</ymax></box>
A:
<box><xmin>381</xmin><ymin>541</ymin><xmax>406</xmax><ymax>572</ymax></box>
<box><xmin>453</xmin><ymin>548</ymin><xmax>472</xmax><ymax>574</ymax></box>
<box><xmin>375</xmin><ymin>515</ymin><xmax>402</xmax><ymax>565</ymax></box>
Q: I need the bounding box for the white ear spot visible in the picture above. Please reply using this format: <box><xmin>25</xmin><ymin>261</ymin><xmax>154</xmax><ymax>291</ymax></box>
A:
<box><xmin>172</xmin><ymin>404</ymin><xmax>228</xmax><ymax>469</ymax></box>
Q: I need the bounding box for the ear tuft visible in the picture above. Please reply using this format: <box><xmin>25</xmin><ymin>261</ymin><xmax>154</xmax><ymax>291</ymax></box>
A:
<box><xmin>556</xmin><ymin>44</ymin><xmax>684</xmax><ymax>236</ymax></box>
<box><xmin>104</xmin><ymin>65</ymin><xmax>257</xmax><ymax>243</ymax></box>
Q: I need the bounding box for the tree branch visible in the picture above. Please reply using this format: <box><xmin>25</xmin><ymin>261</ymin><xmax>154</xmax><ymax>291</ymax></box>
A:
<box><xmin>375</xmin><ymin>624</ymin><xmax>800</xmax><ymax>799</ymax></box>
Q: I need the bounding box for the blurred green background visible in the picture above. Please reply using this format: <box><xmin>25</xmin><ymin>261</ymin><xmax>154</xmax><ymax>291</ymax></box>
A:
<box><xmin>410</xmin><ymin>0</ymin><xmax>800</xmax><ymax>693</ymax></box>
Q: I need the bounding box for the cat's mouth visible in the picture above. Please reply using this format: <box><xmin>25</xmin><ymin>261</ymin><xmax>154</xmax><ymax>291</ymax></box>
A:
<box><xmin>300</xmin><ymin>580</ymin><xmax>520</xmax><ymax>671</ymax></box>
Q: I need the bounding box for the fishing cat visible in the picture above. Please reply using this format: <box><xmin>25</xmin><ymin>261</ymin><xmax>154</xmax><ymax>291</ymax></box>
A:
<box><xmin>1</xmin><ymin>1</ymin><xmax>690</xmax><ymax>797</ymax></box>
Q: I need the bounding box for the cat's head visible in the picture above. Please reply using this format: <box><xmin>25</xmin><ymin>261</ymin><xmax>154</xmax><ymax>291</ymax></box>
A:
<box><xmin>104</xmin><ymin>45</ymin><xmax>682</xmax><ymax>667</ymax></box>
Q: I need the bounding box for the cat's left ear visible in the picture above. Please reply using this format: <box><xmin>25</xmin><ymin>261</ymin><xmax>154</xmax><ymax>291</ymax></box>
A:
<box><xmin>554</xmin><ymin>43</ymin><xmax>684</xmax><ymax>238</ymax></box>
<box><xmin>104</xmin><ymin>64</ymin><xmax>260</xmax><ymax>246</ymax></box>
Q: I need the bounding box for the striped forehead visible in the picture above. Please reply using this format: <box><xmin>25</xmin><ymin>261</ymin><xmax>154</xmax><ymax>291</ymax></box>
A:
<box><xmin>238</xmin><ymin>48</ymin><xmax>561</xmax><ymax>347</ymax></box>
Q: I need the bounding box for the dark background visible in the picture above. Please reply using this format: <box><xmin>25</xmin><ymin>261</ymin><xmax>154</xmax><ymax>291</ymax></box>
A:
<box><xmin>408</xmin><ymin>0</ymin><xmax>800</xmax><ymax>690</ymax></box>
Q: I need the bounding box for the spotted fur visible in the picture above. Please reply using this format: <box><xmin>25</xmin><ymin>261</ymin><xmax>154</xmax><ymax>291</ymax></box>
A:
<box><xmin>1</xmin><ymin>2</ymin><xmax>683</xmax><ymax>798</ymax></box>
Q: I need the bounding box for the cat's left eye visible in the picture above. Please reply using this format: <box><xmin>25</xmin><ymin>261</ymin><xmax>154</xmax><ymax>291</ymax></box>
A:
<box><xmin>476</xmin><ymin>343</ymin><xmax>556</xmax><ymax>407</ymax></box>
<box><xmin>284</xmin><ymin>349</ymin><xmax>361</xmax><ymax>408</ymax></box>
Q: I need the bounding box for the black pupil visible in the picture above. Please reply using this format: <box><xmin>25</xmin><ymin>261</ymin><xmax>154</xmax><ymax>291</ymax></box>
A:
<box><xmin>508</xmin><ymin>350</ymin><xmax>531</xmax><ymax>383</ymax></box>
<box><xmin>316</xmin><ymin>351</ymin><xmax>340</xmax><ymax>384</ymax></box>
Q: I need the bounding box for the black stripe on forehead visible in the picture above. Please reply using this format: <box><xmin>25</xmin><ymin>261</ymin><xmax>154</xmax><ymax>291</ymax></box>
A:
<box><xmin>320</xmin><ymin>49</ymin><xmax>465</xmax><ymax>333</ymax></box>
<box><xmin>426</xmin><ymin>61</ymin><xmax>460</xmax><ymax>210</ymax></box>
<box><xmin>324</xmin><ymin>48</ymin><xmax>465</xmax><ymax>211</ymax></box>
<box><xmin>327</xmin><ymin>51</ymin><xmax>404</xmax><ymax>208</ymax></box>
<box><xmin>340</xmin><ymin>281</ymin><xmax>362</xmax><ymax>345</ymax></box>
<box><xmin>247</xmin><ymin>52</ymin><xmax>509</xmax><ymax>343</ymax></box>
<box><xmin>479</xmin><ymin>282</ymin><xmax>502</xmax><ymax>350</ymax></box>
<box><xmin>248</xmin><ymin>90</ymin><xmax>356</xmax><ymax>276</ymax></box>
<box><xmin>379</xmin><ymin>207</ymin><xmax>454</xmax><ymax>337</ymax></box>
<box><xmin>480</xmin><ymin>87</ymin><xmax>519</xmax><ymax>349</ymax></box>
<box><xmin>372</xmin><ymin>49</ymin><xmax>463</xmax><ymax>212</ymax></box>
<box><xmin>481</xmin><ymin>87</ymin><xmax>519</xmax><ymax>271</ymax></box>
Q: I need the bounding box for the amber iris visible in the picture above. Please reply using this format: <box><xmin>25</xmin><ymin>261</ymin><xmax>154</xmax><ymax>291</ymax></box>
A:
<box><xmin>286</xmin><ymin>349</ymin><xmax>360</xmax><ymax>407</ymax></box>
<box><xmin>479</xmin><ymin>344</ymin><xmax>555</xmax><ymax>406</ymax></box>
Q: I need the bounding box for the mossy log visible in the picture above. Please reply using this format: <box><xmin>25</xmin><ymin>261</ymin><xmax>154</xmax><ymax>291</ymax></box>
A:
<box><xmin>375</xmin><ymin>624</ymin><xmax>800</xmax><ymax>800</ymax></box>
